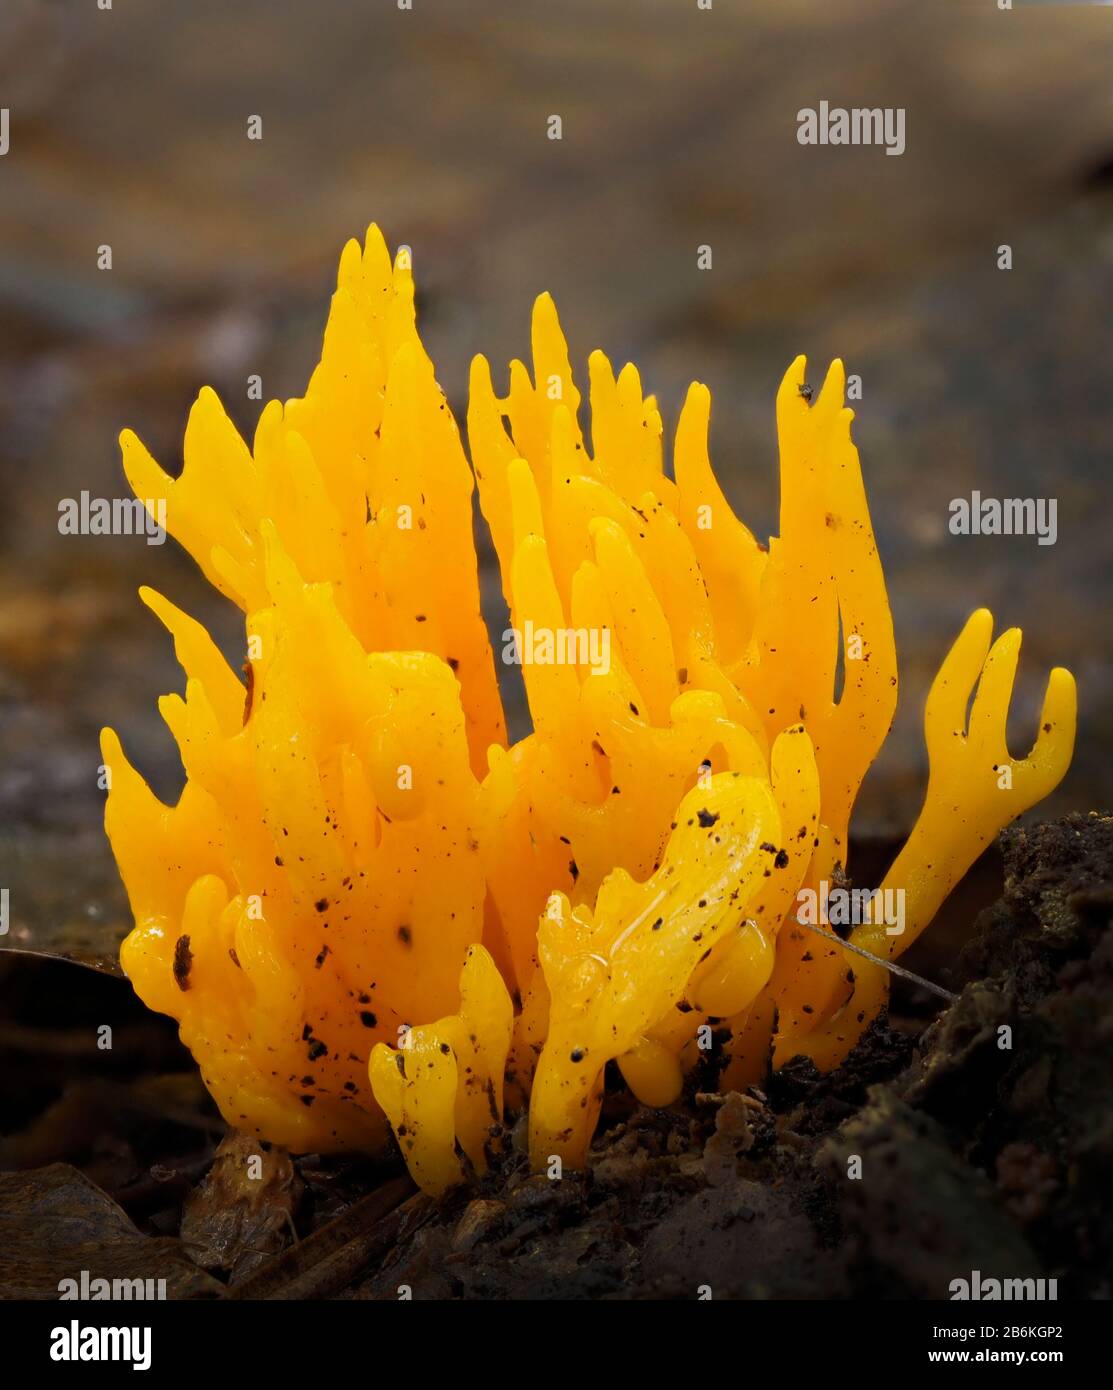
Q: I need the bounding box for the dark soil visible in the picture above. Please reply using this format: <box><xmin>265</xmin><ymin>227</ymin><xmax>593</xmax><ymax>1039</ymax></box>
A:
<box><xmin>2</xmin><ymin>812</ymin><xmax>1110</xmax><ymax>1300</ymax></box>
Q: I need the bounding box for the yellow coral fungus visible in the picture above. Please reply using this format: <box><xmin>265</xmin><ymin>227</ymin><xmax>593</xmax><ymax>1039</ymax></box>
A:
<box><xmin>102</xmin><ymin>226</ymin><xmax>1077</xmax><ymax>1189</ymax></box>
<box><xmin>369</xmin><ymin>944</ymin><xmax>513</xmax><ymax>1195</ymax></box>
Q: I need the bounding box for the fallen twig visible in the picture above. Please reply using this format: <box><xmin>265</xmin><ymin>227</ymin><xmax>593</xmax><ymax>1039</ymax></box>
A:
<box><xmin>226</xmin><ymin>1175</ymin><xmax>424</xmax><ymax>1300</ymax></box>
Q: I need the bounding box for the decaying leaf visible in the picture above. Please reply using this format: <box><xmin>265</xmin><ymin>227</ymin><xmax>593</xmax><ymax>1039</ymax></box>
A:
<box><xmin>179</xmin><ymin>1131</ymin><xmax>302</xmax><ymax>1284</ymax></box>
<box><xmin>0</xmin><ymin>1163</ymin><xmax>222</xmax><ymax>1300</ymax></box>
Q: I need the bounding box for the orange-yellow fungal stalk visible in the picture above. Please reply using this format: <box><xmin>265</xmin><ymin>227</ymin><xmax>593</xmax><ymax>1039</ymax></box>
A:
<box><xmin>102</xmin><ymin>226</ymin><xmax>1077</xmax><ymax>1191</ymax></box>
<box><xmin>529</xmin><ymin>771</ymin><xmax>782</xmax><ymax>1170</ymax></box>
<box><xmin>369</xmin><ymin>944</ymin><xmax>513</xmax><ymax>1196</ymax></box>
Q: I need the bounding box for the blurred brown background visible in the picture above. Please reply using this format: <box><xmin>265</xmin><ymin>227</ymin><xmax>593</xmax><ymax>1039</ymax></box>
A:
<box><xmin>0</xmin><ymin>0</ymin><xmax>1111</xmax><ymax>964</ymax></box>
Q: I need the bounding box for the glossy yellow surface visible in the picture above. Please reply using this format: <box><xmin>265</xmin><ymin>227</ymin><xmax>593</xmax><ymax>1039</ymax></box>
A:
<box><xmin>103</xmin><ymin>227</ymin><xmax>1076</xmax><ymax>1187</ymax></box>
<box><xmin>369</xmin><ymin>944</ymin><xmax>513</xmax><ymax>1195</ymax></box>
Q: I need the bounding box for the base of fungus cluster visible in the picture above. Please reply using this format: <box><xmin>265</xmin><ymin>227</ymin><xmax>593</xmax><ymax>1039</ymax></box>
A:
<box><xmin>4</xmin><ymin>817</ymin><xmax>1109</xmax><ymax>1301</ymax></box>
<box><xmin>313</xmin><ymin>813</ymin><xmax>1112</xmax><ymax>1299</ymax></box>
